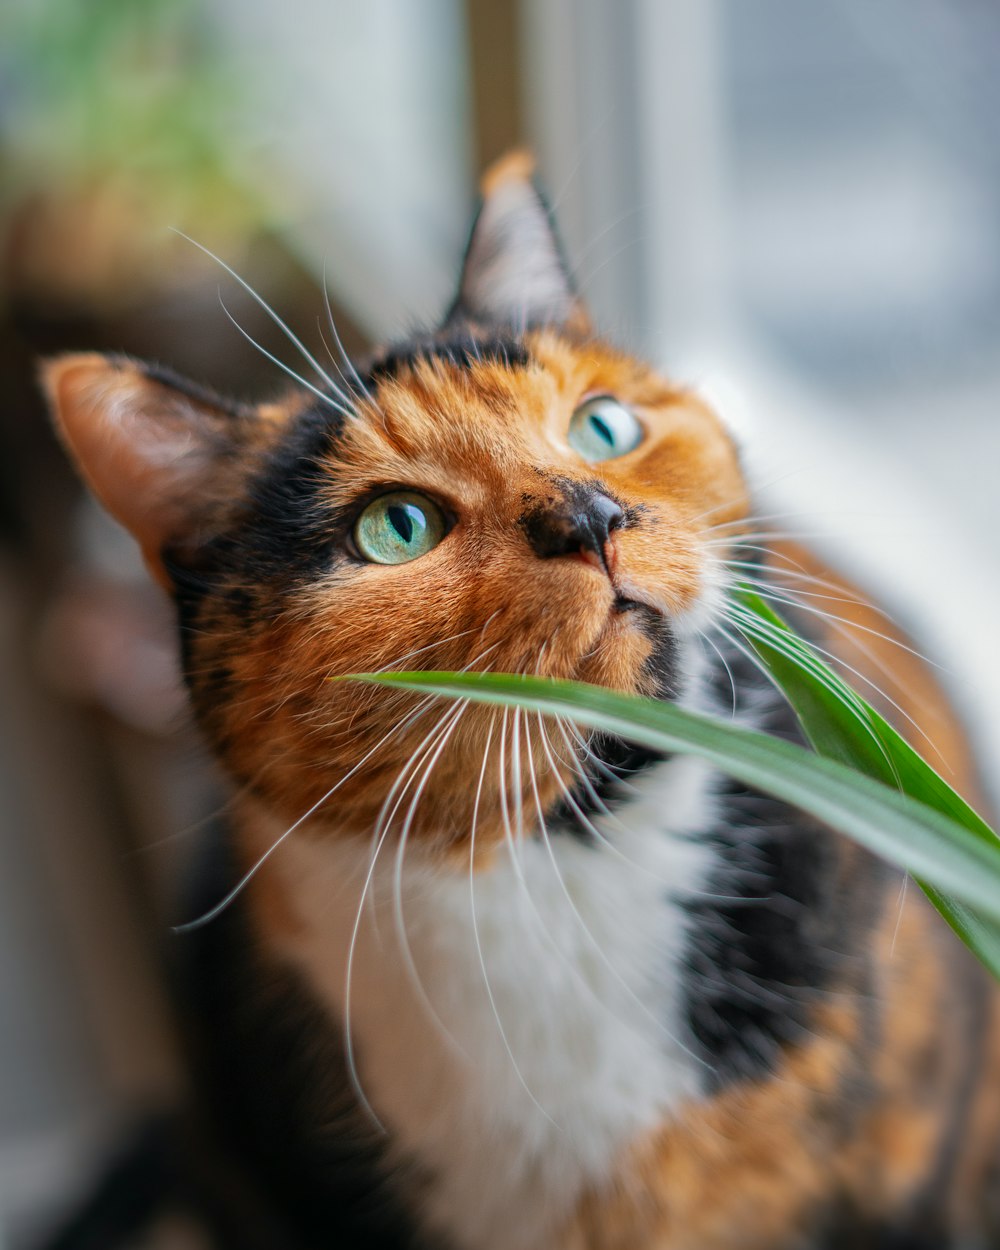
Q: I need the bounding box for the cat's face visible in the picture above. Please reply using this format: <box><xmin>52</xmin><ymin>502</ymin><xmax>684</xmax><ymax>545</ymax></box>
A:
<box><xmin>42</xmin><ymin>155</ymin><xmax>747</xmax><ymax>850</ymax></box>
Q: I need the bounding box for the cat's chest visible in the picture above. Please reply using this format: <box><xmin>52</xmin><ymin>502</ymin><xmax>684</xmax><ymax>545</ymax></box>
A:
<box><xmin>270</xmin><ymin>755</ymin><xmax>717</xmax><ymax>1250</ymax></box>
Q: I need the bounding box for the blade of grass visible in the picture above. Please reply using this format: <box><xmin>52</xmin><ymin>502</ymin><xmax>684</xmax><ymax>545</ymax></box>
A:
<box><xmin>731</xmin><ymin>586</ymin><xmax>1000</xmax><ymax>977</ymax></box>
<box><xmin>343</xmin><ymin>670</ymin><xmax>1000</xmax><ymax>928</ymax></box>
<box><xmin>730</xmin><ymin>589</ymin><xmax>994</xmax><ymax>836</ymax></box>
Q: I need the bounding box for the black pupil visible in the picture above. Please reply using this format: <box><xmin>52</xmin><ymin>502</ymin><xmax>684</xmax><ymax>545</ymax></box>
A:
<box><xmin>388</xmin><ymin>504</ymin><xmax>416</xmax><ymax>544</ymax></box>
<box><xmin>591</xmin><ymin>414</ymin><xmax>615</xmax><ymax>445</ymax></box>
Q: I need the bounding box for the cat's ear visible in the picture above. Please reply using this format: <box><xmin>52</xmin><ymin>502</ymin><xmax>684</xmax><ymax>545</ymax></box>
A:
<box><xmin>448</xmin><ymin>151</ymin><xmax>589</xmax><ymax>334</ymax></box>
<box><xmin>41</xmin><ymin>354</ymin><xmax>269</xmax><ymax>588</ymax></box>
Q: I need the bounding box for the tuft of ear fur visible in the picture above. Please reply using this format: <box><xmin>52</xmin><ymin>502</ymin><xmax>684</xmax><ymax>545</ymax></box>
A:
<box><xmin>41</xmin><ymin>354</ymin><xmax>262</xmax><ymax>587</ymax></box>
<box><xmin>448</xmin><ymin>150</ymin><xmax>589</xmax><ymax>334</ymax></box>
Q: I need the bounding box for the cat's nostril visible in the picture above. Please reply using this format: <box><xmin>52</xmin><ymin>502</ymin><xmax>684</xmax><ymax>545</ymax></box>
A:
<box><xmin>522</xmin><ymin>488</ymin><xmax>625</xmax><ymax>573</ymax></box>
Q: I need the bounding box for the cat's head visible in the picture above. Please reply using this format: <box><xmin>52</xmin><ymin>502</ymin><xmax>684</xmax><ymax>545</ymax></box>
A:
<box><xmin>42</xmin><ymin>153</ymin><xmax>748</xmax><ymax>848</ymax></box>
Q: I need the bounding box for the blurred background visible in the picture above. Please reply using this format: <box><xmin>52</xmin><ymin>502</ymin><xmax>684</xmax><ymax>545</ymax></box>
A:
<box><xmin>2</xmin><ymin>1</ymin><xmax>1000</xmax><ymax>1245</ymax></box>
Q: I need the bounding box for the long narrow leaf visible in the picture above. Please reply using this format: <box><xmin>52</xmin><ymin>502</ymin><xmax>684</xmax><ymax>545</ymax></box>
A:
<box><xmin>731</xmin><ymin>590</ymin><xmax>995</xmax><ymax>836</ymax></box>
<box><xmin>346</xmin><ymin>670</ymin><xmax>1000</xmax><ymax>926</ymax></box>
<box><xmin>732</xmin><ymin>587</ymin><xmax>1000</xmax><ymax>978</ymax></box>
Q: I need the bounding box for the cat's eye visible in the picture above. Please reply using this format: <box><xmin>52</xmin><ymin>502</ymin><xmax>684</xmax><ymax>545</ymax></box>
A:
<box><xmin>353</xmin><ymin>491</ymin><xmax>448</xmax><ymax>565</ymax></box>
<box><xmin>567</xmin><ymin>396</ymin><xmax>644</xmax><ymax>463</ymax></box>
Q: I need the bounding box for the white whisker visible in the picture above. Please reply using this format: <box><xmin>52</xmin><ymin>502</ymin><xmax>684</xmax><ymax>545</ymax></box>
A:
<box><xmin>172</xmin><ymin>691</ymin><xmax>438</xmax><ymax>932</ymax></box>
<box><xmin>218</xmin><ymin>294</ymin><xmax>352</xmax><ymax>419</ymax></box>
<box><xmin>468</xmin><ymin>714</ymin><xmax>560</xmax><ymax>1127</ymax></box>
<box><xmin>390</xmin><ymin>697</ymin><xmax>473</xmax><ymax>1061</ymax></box>
<box><xmin>342</xmin><ymin>695</ymin><xmax>469</xmax><ymax>1129</ymax></box>
<box><xmin>528</xmin><ymin>714</ymin><xmax>708</xmax><ymax>1065</ymax></box>
<box><xmin>322</xmin><ymin>259</ymin><xmax>381</xmax><ymax>411</ymax></box>
<box><xmin>173</xmin><ymin>229</ymin><xmax>355</xmax><ymax>416</ymax></box>
<box><xmin>724</xmin><ymin>597</ymin><xmax>945</xmax><ymax>772</ymax></box>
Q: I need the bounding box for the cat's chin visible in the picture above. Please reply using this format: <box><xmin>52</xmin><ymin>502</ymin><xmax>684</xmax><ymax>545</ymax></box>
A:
<box><xmin>572</xmin><ymin>592</ymin><xmax>677</xmax><ymax>699</ymax></box>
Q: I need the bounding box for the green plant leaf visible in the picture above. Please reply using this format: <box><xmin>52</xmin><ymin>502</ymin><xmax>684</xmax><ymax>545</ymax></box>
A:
<box><xmin>344</xmin><ymin>669</ymin><xmax>1000</xmax><ymax>931</ymax></box>
<box><xmin>730</xmin><ymin>586</ymin><xmax>1000</xmax><ymax>977</ymax></box>
<box><xmin>730</xmin><ymin>589</ymin><xmax>994</xmax><ymax>835</ymax></box>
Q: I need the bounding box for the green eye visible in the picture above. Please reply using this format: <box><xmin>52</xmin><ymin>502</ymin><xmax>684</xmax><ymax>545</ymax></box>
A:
<box><xmin>354</xmin><ymin>491</ymin><xmax>447</xmax><ymax>565</ymax></box>
<box><xmin>567</xmin><ymin>396</ymin><xmax>643</xmax><ymax>463</ymax></box>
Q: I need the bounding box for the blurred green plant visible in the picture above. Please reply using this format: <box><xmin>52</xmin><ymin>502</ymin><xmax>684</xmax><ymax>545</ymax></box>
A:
<box><xmin>347</xmin><ymin>588</ymin><xmax>1000</xmax><ymax>981</ymax></box>
<box><xmin>0</xmin><ymin>0</ymin><xmax>270</xmax><ymax>306</ymax></box>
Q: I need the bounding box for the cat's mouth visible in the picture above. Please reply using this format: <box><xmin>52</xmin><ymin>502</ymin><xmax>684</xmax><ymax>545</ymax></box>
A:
<box><xmin>612</xmin><ymin>594</ymin><xmax>641</xmax><ymax>612</ymax></box>
<box><xmin>608</xmin><ymin>578</ymin><xmax>666</xmax><ymax>619</ymax></box>
<box><xmin>605</xmin><ymin>591</ymin><xmax>667</xmax><ymax>645</ymax></box>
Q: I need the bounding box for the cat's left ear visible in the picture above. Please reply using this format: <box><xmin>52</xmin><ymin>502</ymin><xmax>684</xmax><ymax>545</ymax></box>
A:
<box><xmin>448</xmin><ymin>151</ymin><xmax>590</xmax><ymax>334</ymax></box>
<box><xmin>41</xmin><ymin>354</ymin><xmax>277</xmax><ymax>589</ymax></box>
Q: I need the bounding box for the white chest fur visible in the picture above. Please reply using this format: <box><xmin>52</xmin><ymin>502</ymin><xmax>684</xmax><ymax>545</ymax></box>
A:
<box><xmin>272</xmin><ymin>755</ymin><xmax>717</xmax><ymax>1250</ymax></box>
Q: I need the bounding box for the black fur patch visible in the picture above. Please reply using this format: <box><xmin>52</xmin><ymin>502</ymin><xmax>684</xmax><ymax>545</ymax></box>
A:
<box><xmin>165</xmin><ymin>402</ymin><xmax>348</xmax><ymax>638</ymax></box>
<box><xmin>681</xmin><ymin>628</ymin><xmax>888</xmax><ymax>1090</ymax></box>
<box><xmin>813</xmin><ymin>1205</ymin><xmax>951</xmax><ymax>1250</ymax></box>
<box><xmin>554</xmin><ymin>735</ymin><xmax>663</xmax><ymax>832</ymax></box>
<box><xmin>234</xmin><ymin>405</ymin><xmax>348</xmax><ymax>579</ymax></box>
<box><xmin>362</xmin><ymin>331</ymin><xmax>529</xmax><ymax>386</ymax></box>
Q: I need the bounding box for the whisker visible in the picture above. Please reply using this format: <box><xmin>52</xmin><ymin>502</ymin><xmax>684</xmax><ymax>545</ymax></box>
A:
<box><xmin>713</xmin><ymin>616</ymin><xmax>903</xmax><ymax>787</ymax></box>
<box><xmin>342</xmin><ymin>694</ymin><xmax>466</xmax><ymax>1130</ymax></box>
<box><xmin>390</xmin><ymin>698</ymin><xmax>473</xmax><ymax>1061</ymax></box>
<box><xmin>889</xmin><ymin>872</ymin><xmax>910</xmax><ymax>959</ymax></box>
<box><xmin>696</xmin><ymin>627</ymin><xmax>738</xmax><ymax>718</ymax></box>
<box><xmin>218</xmin><ymin>295</ymin><xmax>352</xmax><ymax>419</ymax></box>
<box><xmin>469</xmin><ymin>713</ymin><xmax>560</xmax><ymax>1127</ymax></box>
<box><xmin>310</xmin><ymin>309</ymin><xmax>366</xmax><ymax>414</ymax></box>
<box><xmin>537</xmin><ymin>715</ymin><xmax>678</xmax><ymax>885</ymax></box>
<box><xmin>703</xmin><ymin>530</ymin><xmax>838</xmax><ymax>549</ymax></box>
<box><xmin>730</xmin><ymin>575</ymin><xmax>942</xmax><ymax>672</ymax></box>
<box><xmin>173</xmin><ymin>229</ymin><xmax>355</xmax><ymax>415</ymax></box>
<box><xmin>372</xmin><ymin>617</ymin><xmax>499</xmax><ymax>674</ymax></box>
<box><xmin>316</xmin><ymin>316</ymin><xmax>359</xmax><ymax>407</ymax></box>
<box><xmin>723</xmin><ymin>560</ymin><xmax>872</xmax><ymax>608</ymax></box>
<box><xmin>558</xmin><ymin>718</ymin><xmax>642</xmax><ymax>803</ymax></box>
<box><xmin>528</xmin><ymin>712</ymin><xmax>710</xmax><ymax>1066</ymax></box>
<box><xmin>702</xmin><ymin>510</ymin><xmax>829</xmax><ymax>533</ymax></box>
<box><xmin>724</xmin><ymin>599</ymin><xmax>947</xmax><ymax>772</ymax></box>
<box><xmin>523</xmin><ymin>711</ymin><xmax>664</xmax><ymax>1031</ymax></box>
<box><xmin>322</xmin><ymin>259</ymin><xmax>381</xmax><ymax>411</ymax></box>
<box><xmin>172</xmin><ymin>691</ymin><xmax>439</xmax><ymax>932</ymax></box>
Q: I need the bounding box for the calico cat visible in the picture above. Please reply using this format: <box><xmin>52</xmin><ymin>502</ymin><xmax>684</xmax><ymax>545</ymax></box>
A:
<box><xmin>43</xmin><ymin>152</ymin><xmax>1000</xmax><ymax>1249</ymax></box>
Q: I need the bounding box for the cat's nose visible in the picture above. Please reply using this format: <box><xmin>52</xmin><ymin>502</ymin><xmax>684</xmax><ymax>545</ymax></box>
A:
<box><xmin>523</xmin><ymin>487</ymin><xmax>625</xmax><ymax>575</ymax></box>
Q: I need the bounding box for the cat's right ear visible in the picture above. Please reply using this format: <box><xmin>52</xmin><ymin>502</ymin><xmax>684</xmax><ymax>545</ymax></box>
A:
<box><xmin>41</xmin><ymin>354</ymin><xmax>268</xmax><ymax>588</ymax></box>
<box><xmin>448</xmin><ymin>151</ymin><xmax>590</xmax><ymax>334</ymax></box>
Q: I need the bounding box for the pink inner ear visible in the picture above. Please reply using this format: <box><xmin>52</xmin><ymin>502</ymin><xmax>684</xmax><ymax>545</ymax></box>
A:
<box><xmin>42</xmin><ymin>354</ymin><xmax>225</xmax><ymax>586</ymax></box>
